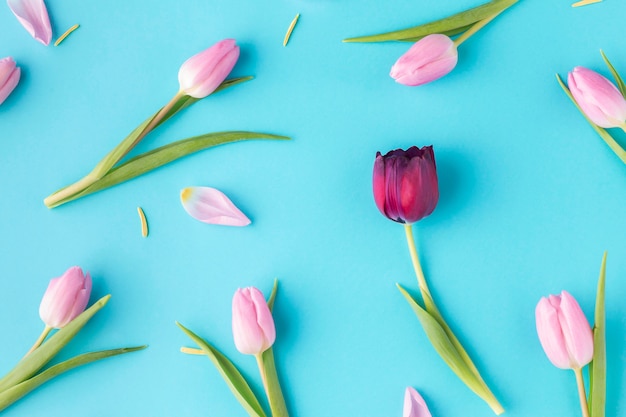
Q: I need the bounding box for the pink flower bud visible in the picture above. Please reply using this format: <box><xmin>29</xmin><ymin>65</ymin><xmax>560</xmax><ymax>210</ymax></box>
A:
<box><xmin>373</xmin><ymin>145</ymin><xmax>439</xmax><ymax>224</ymax></box>
<box><xmin>7</xmin><ymin>0</ymin><xmax>52</xmax><ymax>46</ymax></box>
<box><xmin>535</xmin><ymin>290</ymin><xmax>593</xmax><ymax>370</ymax></box>
<box><xmin>232</xmin><ymin>287</ymin><xmax>275</xmax><ymax>355</ymax></box>
<box><xmin>403</xmin><ymin>387</ymin><xmax>432</xmax><ymax>417</ymax></box>
<box><xmin>568</xmin><ymin>66</ymin><xmax>626</xmax><ymax>129</ymax></box>
<box><xmin>178</xmin><ymin>39</ymin><xmax>240</xmax><ymax>98</ymax></box>
<box><xmin>39</xmin><ymin>266</ymin><xmax>92</xmax><ymax>329</ymax></box>
<box><xmin>390</xmin><ymin>34</ymin><xmax>458</xmax><ymax>86</ymax></box>
<box><xmin>0</xmin><ymin>57</ymin><xmax>21</xmax><ymax>105</ymax></box>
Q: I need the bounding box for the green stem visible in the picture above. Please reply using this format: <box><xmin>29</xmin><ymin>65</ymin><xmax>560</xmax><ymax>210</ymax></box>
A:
<box><xmin>256</xmin><ymin>351</ymin><xmax>289</xmax><ymax>417</ymax></box>
<box><xmin>404</xmin><ymin>224</ymin><xmax>434</xmax><ymax>303</ymax></box>
<box><xmin>24</xmin><ymin>326</ymin><xmax>52</xmax><ymax>357</ymax></box>
<box><xmin>453</xmin><ymin>10</ymin><xmax>503</xmax><ymax>47</ymax></box>
<box><xmin>574</xmin><ymin>368</ymin><xmax>591</xmax><ymax>417</ymax></box>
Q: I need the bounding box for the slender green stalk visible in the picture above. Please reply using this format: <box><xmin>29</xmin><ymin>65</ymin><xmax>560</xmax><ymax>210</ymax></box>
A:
<box><xmin>257</xmin><ymin>350</ymin><xmax>289</xmax><ymax>417</ymax></box>
<box><xmin>25</xmin><ymin>326</ymin><xmax>52</xmax><ymax>357</ymax></box>
<box><xmin>404</xmin><ymin>224</ymin><xmax>437</xmax><ymax>312</ymax></box>
<box><xmin>574</xmin><ymin>368</ymin><xmax>591</xmax><ymax>417</ymax></box>
<box><xmin>453</xmin><ymin>10</ymin><xmax>503</xmax><ymax>47</ymax></box>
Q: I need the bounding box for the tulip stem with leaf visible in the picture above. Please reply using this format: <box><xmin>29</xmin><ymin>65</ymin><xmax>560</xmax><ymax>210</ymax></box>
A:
<box><xmin>0</xmin><ymin>266</ymin><xmax>146</xmax><ymax>412</ymax></box>
<box><xmin>534</xmin><ymin>253</ymin><xmax>607</xmax><ymax>417</ymax></box>
<box><xmin>557</xmin><ymin>52</ymin><xmax>626</xmax><ymax>164</ymax></box>
<box><xmin>44</xmin><ymin>39</ymin><xmax>290</xmax><ymax>208</ymax></box>
<box><xmin>373</xmin><ymin>146</ymin><xmax>504</xmax><ymax>414</ymax></box>
<box><xmin>178</xmin><ymin>280</ymin><xmax>289</xmax><ymax>417</ymax></box>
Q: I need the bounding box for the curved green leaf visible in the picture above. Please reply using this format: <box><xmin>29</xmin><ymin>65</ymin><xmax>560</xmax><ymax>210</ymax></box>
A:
<box><xmin>400</xmin><ymin>24</ymin><xmax>474</xmax><ymax>43</ymax></box>
<box><xmin>267</xmin><ymin>279</ymin><xmax>279</xmax><ymax>312</ymax></box>
<box><xmin>397</xmin><ymin>285</ymin><xmax>504</xmax><ymax>415</ymax></box>
<box><xmin>556</xmin><ymin>74</ymin><xmax>626</xmax><ymax>163</ymax></box>
<box><xmin>0</xmin><ymin>295</ymin><xmax>111</xmax><ymax>393</ymax></box>
<box><xmin>176</xmin><ymin>322</ymin><xmax>267</xmax><ymax>417</ymax></box>
<box><xmin>48</xmin><ymin>131</ymin><xmax>290</xmax><ymax>208</ymax></box>
<box><xmin>0</xmin><ymin>346</ymin><xmax>146</xmax><ymax>412</ymax></box>
<box><xmin>589</xmin><ymin>252</ymin><xmax>607</xmax><ymax>417</ymax></box>
<box><xmin>343</xmin><ymin>0</ymin><xmax>517</xmax><ymax>43</ymax></box>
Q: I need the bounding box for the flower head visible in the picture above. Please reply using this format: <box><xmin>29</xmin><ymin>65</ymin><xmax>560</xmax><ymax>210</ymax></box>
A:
<box><xmin>7</xmin><ymin>0</ymin><xmax>52</xmax><ymax>46</ymax></box>
<box><xmin>39</xmin><ymin>266</ymin><xmax>92</xmax><ymax>329</ymax></box>
<box><xmin>403</xmin><ymin>387</ymin><xmax>432</xmax><ymax>417</ymax></box>
<box><xmin>232</xmin><ymin>287</ymin><xmax>275</xmax><ymax>355</ymax></box>
<box><xmin>373</xmin><ymin>145</ymin><xmax>439</xmax><ymax>224</ymax></box>
<box><xmin>568</xmin><ymin>66</ymin><xmax>626</xmax><ymax>129</ymax></box>
<box><xmin>178</xmin><ymin>39</ymin><xmax>240</xmax><ymax>98</ymax></box>
<box><xmin>390</xmin><ymin>34</ymin><xmax>458</xmax><ymax>86</ymax></box>
<box><xmin>535</xmin><ymin>290</ymin><xmax>593</xmax><ymax>369</ymax></box>
<box><xmin>0</xmin><ymin>57</ymin><xmax>21</xmax><ymax>105</ymax></box>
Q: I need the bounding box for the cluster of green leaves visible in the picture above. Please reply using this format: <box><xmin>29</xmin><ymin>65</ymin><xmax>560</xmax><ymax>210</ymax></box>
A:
<box><xmin>557</xmin><ymin>53</ymin><xmax>626</xmax><ymax>164</ymax></box>
<box><xmin>343</xmin><ymin>0</ymin><xmax>517</xmax><ymax>43</ymax></box>
<box><xmin>44</xmin><ymin>78</ymin><xmax>290</xmax><ymax>208</ymax></box>
<box><xmin>177</xmin><ymin>280</ymin><xmax>288</xmax><ymax>417</ymax></box>
<box><xmin>0</xmin><ymin>296</ymin><xmax>146</xmax><ymax>412</ymax></box>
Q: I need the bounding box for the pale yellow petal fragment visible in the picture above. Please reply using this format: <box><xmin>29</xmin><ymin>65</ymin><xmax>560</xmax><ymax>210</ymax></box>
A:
<box><xmin>572</xmin><ymin>0</ymin><xmax>602</xmax><ymax>7</ymax></box>
<box><xmin>54</xmin><ymin>24</ymin><xmax>80</xmax><ymax>46</ymax></box>
<box><xmin>283</xmin><ymin>13</ymin><xmax>300</xmax><ymax>47</ymax></box>
<box><xmin>180</xmin><ymin>347</ymin><xmax>206</xmax><ymax>355</ymax></box>
<box><xmin>137</xmin><ymin>206</ymin><xmax>148</xmax><ymax>237</ymax></box>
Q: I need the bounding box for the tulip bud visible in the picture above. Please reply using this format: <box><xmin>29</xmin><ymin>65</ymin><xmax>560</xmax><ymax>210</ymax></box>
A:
<box><xmin>403</xmin><ymin>387</ymin><xmax>432</xmax><ymax>417</ymax></box>
<box><xmin>178</xmin><ymin>39</ymin><xmax>240</xmax><ymax>99</ymax></box>
<box><xmin>39</xmin><ymin>266</ymin><xmax>92</xmax><ymax>329</ymax></box>
<box><xmin>568</xmin><ymin>66</ymin><xmax>626</xmax><ymax>129</ymax></box>
<box><xmin>0</xmin><ymin>57</ymin><xmax>21</xmax><ymax>105</ymax></box>
<box><xmin>373</xmin><ymin>145</ymin><xmax>439</xmax><ymax>224</ymax></box>
<box><xmin>535</xmin><ymin>290</ymin><xmax>593</xmax><ymax>370</ymax></box>
<box><xmin>390</xmin><ymin>34</ymin><xmax>458</xmax><ymax>86</ymax></box>
<box><xmin>232</xmin><ymin>287</ymin><xmax>276</xmax><ymax>355</ymax></box>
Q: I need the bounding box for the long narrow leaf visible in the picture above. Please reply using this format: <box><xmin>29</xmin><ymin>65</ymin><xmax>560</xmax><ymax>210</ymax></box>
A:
<box><xmin>0</xmin><ymin>346</ymin><xmax>146</xmax><ymax>411</ymax></box>
<box><xmin>556</xmin><ymin>74</ymin><xmax>626</xmax><ymax>163</ymax></box>
<box><xmin>589</xmin><ymin>253</ymin><xmax>607</xmax><ymax>417</ymax></box>
<box><xmin>397</xmin><ymin>285</ymin><xmax>504</xmax><ymax>414</ymax></box>
<box><xmin>176</xmin><ymin>322</ymin><xmax>267</xmax><ymax>417</ymax></box>
<box><xmin>343</xmin><ymin>0</ymin><xmax>517</xmax><ymax>43</ymax></box>
<box><xmin>0</xmin><ymin>295</ymin><xmax>111</xmax><ymax>393</ymax></box>
<box><xmin>401</xmin><ymin>24</ymin><xmax>474</xmax><ymax>43</ymax></box>
<box><xmin>48</xmin><ymin>131</ymin><xmax>290</xmax><ymax>208</ymax></box>
<box><xmin>600</xmin><ymin>52</ymin><xmax>626</xmax><ymax>97</ymax></box>
<box><xmin>267</xmin><ymin>279</ymin><xmax>279</xmax><ymax>312</ymax></box>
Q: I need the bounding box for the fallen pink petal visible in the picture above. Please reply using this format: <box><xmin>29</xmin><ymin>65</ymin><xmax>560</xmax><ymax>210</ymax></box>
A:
<box><xmin>180</xmin><ymin>186</ymin><xmax>251</xmax><ymax>226</ymax></box>
<box><xmin>403</xmin><ymin>387</ymin><xmax>432</xmax><ymax>417</ymax></box>
<box><xmin>7</xmin><ymin>0</ymin><xmax>52</xmax><ymax>46</ymax></box>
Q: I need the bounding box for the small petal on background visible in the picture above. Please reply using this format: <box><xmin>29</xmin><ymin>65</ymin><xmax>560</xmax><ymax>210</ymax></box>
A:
<box><xmin>7</xmin><ymin>0</ymin><xmax>52</xmax><ymax>46</ymax></box>
<box><xmin>403</xmin><ymin>387</ymin><xmax>432</xmax><ymax>417</ymax></box>
<box><xmin>0</xmin><ymin>57</ymin><xmax>21</xmax><ymax>105</ymax></box>
<box><xmin>181</xmin><ymin>186</ymin><xmax>251</xmax><ymax>226</ymax></box>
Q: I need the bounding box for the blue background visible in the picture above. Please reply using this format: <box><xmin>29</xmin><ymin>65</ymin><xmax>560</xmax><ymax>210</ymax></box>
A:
<box><xmin>1</xmin><ymin>0</ymin><xmax>625</xmax><ymax>416</ymax></box>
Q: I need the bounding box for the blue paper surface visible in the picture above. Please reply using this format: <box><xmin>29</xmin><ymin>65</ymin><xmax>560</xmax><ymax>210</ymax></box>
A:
<box><xmin>1</xmin><ymin>0</ymin><xmax>625</xmax><ymax>415</ymax></box>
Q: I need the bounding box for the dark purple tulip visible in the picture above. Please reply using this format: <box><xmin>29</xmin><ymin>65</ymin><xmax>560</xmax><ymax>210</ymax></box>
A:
<box><xmin>373</xmin><ymin>145</ymin><xmax>439</xmax><ymax>224</ymax></box>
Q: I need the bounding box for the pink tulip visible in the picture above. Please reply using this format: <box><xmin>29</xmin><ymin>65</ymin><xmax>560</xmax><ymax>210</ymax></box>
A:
<box><xmin>178</xmin><ymin>39</ymin><xmax>240</xmax><ymax>98</ymax></box>
<box><xmin>568</xmin><ymin>66</ymin><xmax>626</xmax><ymax>129</ymax></box>
<box><xmin>403</xmin><ymin>387</ymin><xmax>432</xmax><ymax>417</ymax></box>
<box><xmin>232</xmin><ymin>287</ymin><xmax>275</xmax><ymax>355</ymax></box>
<box><xmin>390</xmin><ymin>34</ymin><xmax>458</xmax><ymax>86</ymax></box>
<box><xmin>373</xmin><ymin>146</ymin><xmax>439</xmax><ymax>224</ymax></box>
<box><xmin>535</xmin><ymin>290</ymin><xmax>593</xmax><ymax>369</ymax></box>
<box><xmin>39</xmin><ymin>266</ymin><xmax>92</xmax><ymax>329</ymax></box>
<box><xmin>0</xmin><ymin>57</ymin><xmax>20</xmax><ymax>105</ymax></box>
<box><xmin>7</xmin><ymin>0</ymin><xmax>52</xmax><ymax>46</ymax></box>
<box><xmin>180</xmin><ymin>186</ymin><xmax>251</xmax><ymax>226</ymax></box>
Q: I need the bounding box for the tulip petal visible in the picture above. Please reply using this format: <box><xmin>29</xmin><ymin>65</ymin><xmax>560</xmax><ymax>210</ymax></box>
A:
<box><xmin>535</xmin><ymin>296</ymin><xmax>571</xmax><ymax>369</ymax></box>
<box><xmin>558</xmin><ymin>291</ymin><xmax>594</xmax><ymax>368</ymax></box>
<box><xmin>180</xmin><ymin>186</ymin><xmax>251</xmax><ymax>226</ymax></box>
<box><xmin>0</xmin><ymin>57</ymin><xmax>20</xmax><ymax>105</ymax></box>
<box><xmin>403</xmin><ymin>387</ymin><xmax>432</xmax><ymax>417</ymax></box>
<box><xmin>7</xmin><ymin>0</ymin><xmax>52</xmax><ymax>46</ymax></box>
